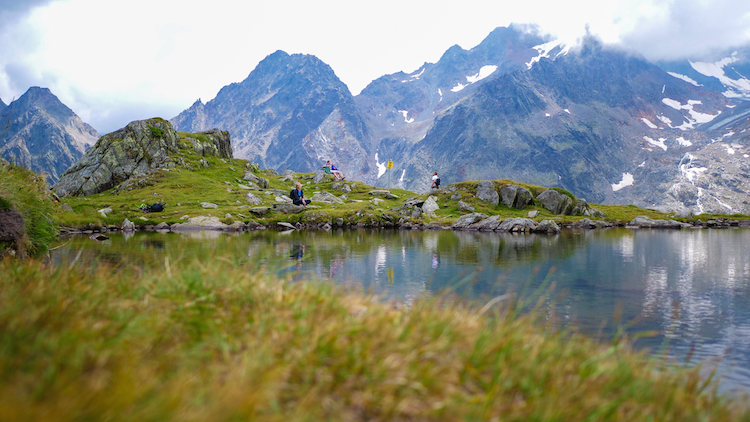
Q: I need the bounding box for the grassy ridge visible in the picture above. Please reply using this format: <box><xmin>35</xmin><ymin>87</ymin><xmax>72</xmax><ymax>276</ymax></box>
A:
<box><xmin>54</xmin><ymin>133</ymin><xmax>693</xmax><ymax>231</ymax></box>
<box><xmin>1</xmin><ymin>256</ymin><xmax>747</xmax><ymax>421</ymax></box>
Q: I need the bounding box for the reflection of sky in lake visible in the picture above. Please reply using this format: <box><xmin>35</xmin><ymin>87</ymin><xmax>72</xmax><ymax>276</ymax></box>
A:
<box><xmin>51</xmin><ymin>228</ymin><xmax>750</xmax><ymax>393</ymax></box>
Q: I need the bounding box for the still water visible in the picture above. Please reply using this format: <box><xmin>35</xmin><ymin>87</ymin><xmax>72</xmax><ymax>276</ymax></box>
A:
<box><xmin>51</xmin><ymin>227</ymin><xmax>750</xmax><ymax>393</ymax></box>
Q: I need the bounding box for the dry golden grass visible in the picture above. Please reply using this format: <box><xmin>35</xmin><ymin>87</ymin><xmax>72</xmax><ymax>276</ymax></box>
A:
<box><xmin>1</xmin><ymin>256</ymin><xmax>748</xmax><ymax>421</ymax></box>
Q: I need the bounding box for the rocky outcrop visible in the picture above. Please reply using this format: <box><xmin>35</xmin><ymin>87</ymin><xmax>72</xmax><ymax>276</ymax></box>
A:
<box><xmin>53</xmin><ymin>119</ymin><xmax>231</xmax><ymax>197</ymax></box>
<box><xmin>0</xmin><ymin>209</ymin><xmax>24</xmax><ymax>246</ymax></box>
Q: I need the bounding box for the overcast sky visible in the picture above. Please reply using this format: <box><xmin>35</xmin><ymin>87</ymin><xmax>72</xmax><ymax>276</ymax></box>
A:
<box><xmin>1</xmin><ymin>0</ymin><xmax>749</xmax><ymax>134</ymax></box>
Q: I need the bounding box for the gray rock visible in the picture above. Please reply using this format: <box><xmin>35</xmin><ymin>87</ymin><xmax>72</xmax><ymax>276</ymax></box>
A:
<box><xmin>226</xmin><ymin>222</ymin><xmax>246</xmax><ymax>231</ymax></box>
<box><xmin>313</xmin><ymin>171</ymin><xmax>334</xmax><ymax>184</ymax></box>
<box><xmin>249</xmin><ymin>206</ymin><xmax>271</xmax><ymax>215</ymax></box>
<box><xmin>629</xmin><ymin>215</ymin><xmax>688</xmax><ymax>229</ymax></box>
<box><xmin>185</xmin><ymin>216</ymin><xmax>226</xmax><ymax>230</ymax></box>
<box><xmin>422</xmin><ymin>196</ymin><xmax>439</xmax><ymax>215</ymax></box>
<box><xmin>498</xmin><ymin>217</ymin><xmax>537</xmax><ymax>232</ymax></box>
<box><xmin>275</xmin><ymin>195</ymin><xmax>293</xmax><ymax>203</ymax></box>
<box><xmin>122</xmin><ymin>218</ymin><xmax>136</xmax><ymax>231</ymax></box>
<box><xmin>457</xmin><ymin>200</ymin><xmax>475</xmax><ymax>213</ymax></box>
<box><xmin>452</xmin><ymin>212</ymin><xmax>489</xmax><ymax>229</ymax></box>
<box><xmin>500</xmin><ymin>184</ymin><xmax>532</xmax><ymax>209</ymax></box>
<box><xmin>278</xmin><ymin>222</ymin><xmax>296</xmax><ymax>230</ymax></box>
<box><xmin>311</xmin><ymin>191</ymin><xmax>344</xmax><ymax>204</ymax></box>
<box><xmin>272</xmin><ymin>203</ymin><xmax>305</xmax><ymax>214</ymax></box>
<box><xmin>61</xmin><ymin>203</ymin><xmax>74</xmax><ymax>212</ymax></box>
<box><xmin>537</xmin><ymin>189</ymin><xmax>574</xmax><ymax>215</ymax></box>
<box><xmin>471</xmin><ymin>215</ymin><xmax>504</xmax><ymax>230</ymax></box>
<box><xmin>476</xmin><ymin>181</ymin><xmax>499</xmax><ymax>205</ymax></box>
<box><xmin>245</xmin><ymin>192</ymin><xmax>264</xmax><ymax>205</ymax></box>
<box><xmin>201</xmin><ymin>202</ymin><xmax>218</xmax><ymax>209</ymax></box>
<box><xmin>153</xmin><ymin>222</ymin><xmax>170</xmax><ymax>231</ymax></box>
<box><xmin>369</xmin><ymin>190</ymin><xmax>399</xmax><ymax>199</ymax></box>
<box><xmin>450</xmin><ymin>192</ymin><xmax>462</xmax><ymax>201</ymax></box>
<box><xmin>527</xmin><ymin>210</ymin><xmax>540</xmax><ymax>218</ymax></box>
<box><xmin>243</xmin><ymin>172</ymin><xmax>269</xmax><ymax>189</ymax></box>
<box><xmin>532</xmin><ymin>219</ymin><xmax>560</xmax><ymax>233</ymax></box>
<box><xmin>336</xmin><ymin>218</ymin><xmax>344</xmax><ymax>226</ymax></box>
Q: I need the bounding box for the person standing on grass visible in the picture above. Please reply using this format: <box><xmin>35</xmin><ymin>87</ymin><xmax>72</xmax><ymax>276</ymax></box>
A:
<box><xmin>290</xmin><ymin>182</ymin><xmax>311</xmax><ymax>206</ymax></box>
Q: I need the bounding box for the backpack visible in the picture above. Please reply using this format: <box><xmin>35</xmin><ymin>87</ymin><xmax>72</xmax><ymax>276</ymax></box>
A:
<box><xmin>435</xmin><ymin>178</ymin><xmax>441</xmax><ymax>187</ymax></box>
<box><xmin>150</xmin><ymin>203</ymin><xmax>164</xmax><ymax>212</ymax></box>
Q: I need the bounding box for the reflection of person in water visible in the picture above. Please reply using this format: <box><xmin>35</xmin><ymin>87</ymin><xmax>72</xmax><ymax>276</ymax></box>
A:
<box><xmin>290</xmin><ymin>244</ymin><xmax>306</xmax><ymax>269</ymax></box>
<box><xmin>432</xmin><ymin>253</ymin><xmax>440</xmax><ymax>270</ymax></box>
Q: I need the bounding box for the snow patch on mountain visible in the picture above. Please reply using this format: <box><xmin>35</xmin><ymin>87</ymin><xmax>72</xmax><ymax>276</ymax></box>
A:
<box><xmin>399</xmin><ymin>110</ymin><xmax>414</xmax><ymax>123</ymax></box>
<box><xmin>375</xmin><ymin>153</ymin><xmax>387</xmax><ymax>178</ymax></box>
<box><xmin>661</xmin><ymin>98</ymin><xmax>719</xmax><ymax>130</ymax></box>
<box><xmin>690</xmin><ymin>53</ymin><xmax>750</xmax><ymax>98</ymax></box>
<box><xmin>611</xmin><ymin>173</ymin><xmax>634</xmax><ymax>192</ymax></box>
<box><xmin>449</xmin><ymin>65</ymin><xmax>498</xmax><ymax>92</ymax></box>
<box><xmin>676</xmin><ymin>137</ymin><xmax>692</xmax><ymax>147</ymax></box>
<box><xmin>526</xmin><ymin>40</ymin><xmax>569</xmax><ymax>69</ymax></box>
<box><xmin>641</xmin><ymin>118</ymin><xmax>658</xmax><ymax>129</ymax></box>
<box><xmin>667</xmin><ymin>72</ymin><xmax>701</xmax><ymax>86</ymax></box>
<box><xmin>644</xmin><ymin>136</ymin><xmax>667</xmax><ymax>151</ymax></box>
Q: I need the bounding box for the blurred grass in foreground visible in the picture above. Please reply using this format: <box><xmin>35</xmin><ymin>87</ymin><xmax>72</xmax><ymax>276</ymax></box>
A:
<box><xmin>1</xmin><ymin>256</ymin><xmax>748</xmax><ymax>421</ymax></box>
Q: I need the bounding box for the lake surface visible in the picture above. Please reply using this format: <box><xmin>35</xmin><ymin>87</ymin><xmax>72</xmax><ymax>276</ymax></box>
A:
<box><xmin>51</xmin><ymin>227</ymin><xmax>750</xmax><ymax>394</ymax></box>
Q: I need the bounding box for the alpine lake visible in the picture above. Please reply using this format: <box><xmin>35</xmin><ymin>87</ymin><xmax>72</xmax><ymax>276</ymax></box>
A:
<box><xmin>51</xmin><ymin>226</ymin><xmax>750</xmax><ymax>395</ymax></box>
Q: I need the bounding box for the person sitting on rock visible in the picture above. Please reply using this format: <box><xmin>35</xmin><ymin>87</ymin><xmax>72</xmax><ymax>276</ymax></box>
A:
<box><xmin>322</xmin><ymin>160</ymin><xmax>333</xmax><ymax>174</ymax></box>
<box><xmin>330</xmin><ymin>163</ymin><xmax>345</xmax><ymax>180</ymax></box>
<box><xmin>290</xmin><ymin>182</ymin><xmax>311</xmax><ymax>206</ymax></box>
<box><xmin>431</xmin><ymin>172</ymin><xmax>440</xmax><ymax>189</ymax></box>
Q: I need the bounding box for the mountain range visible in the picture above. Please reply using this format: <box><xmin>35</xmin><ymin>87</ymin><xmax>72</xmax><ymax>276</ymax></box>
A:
<box><xmin>6</xmin><ymin>24</ymin><xmax>750</xmax><ymax>215</ymax></box>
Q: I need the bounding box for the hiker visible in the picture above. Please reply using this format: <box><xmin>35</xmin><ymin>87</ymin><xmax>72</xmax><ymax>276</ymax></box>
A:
<box><xmin>330</xmin><ymin>162</ymin><xmax>345</xmax><ymax>180</ymax></box>
<box><xmin>431</xmin><ymin>172</ymin><xmax>440</xmax><ymax>189</ymax></box>
<box><xmin>322</xmin><ymin>160</ymin><xmax>333</xmax><ymax>174</ymax></box>
<box><xmin>290</xmin><ymin>182</ymin><xmax>311</xmax><ymax>206</ymax></box>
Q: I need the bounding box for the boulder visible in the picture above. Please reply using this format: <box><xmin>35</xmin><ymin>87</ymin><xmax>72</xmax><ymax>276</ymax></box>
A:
<box><xmin>185</xmin><ymin>216</ymin><xmax>227</xmax><ymax>230</ymax></box>
<box><xmin>452</xmin><ymin>212</ymin><xmax>489</xmax><ymax>229</ymax></box>
<box><xmin>422</xmin><ymin>196</ymin><xmax>439</xmax><ymax>215</ymax></box>
<box><xmin>369</xmin><ymin>190</ymin><xmax>399</xmax><ymax>199</ymax></box>
<box><xmin>243</xmin><ymin>172</ymin><xmax>269</xmax><ymax>189</ymax></box>
<box><xmin>278</xmin><ymin>222</ymin><xmax>296</xmax><ymax>230</ymax></box>
<box><xmin>313</xmin><ymin>171</ymin><xmax>334</xmax><ymax>184</ymax></box>
<box><xmin>471</xmin><ymin>215</ymin><xmax>504</xmax><ymax>231</ymax></box>
<box><xmin>537</xmin><ymin>189</ymin><xmax>574</xmax><ymax>215</ymax></box>
<box><xmin>245</xmin><ymin>192</ymin><xmax>264</xmax><ymax>205</ymax></box>
<box><xmin>527</xmin><ymin>210</ymin><xmax>540</xmax><ymax>218</ymax></box>
<box><xmin>311</xmin><ymin>191</ymin><xmax>344</xmax><ymax>204</ymax></box>
<box><xmin>249</xmin><ymin>206</ymin><xmax>271</xmax><ymax>215</ymax></box>
<box><xmin>497</xmin><ymin>217</ymin><xmax>537</xmax><ymax>232</ymax></box>
<box><xmin>272</xmin><ymin>203</ymin><xmax>305</xmax><ymax>214</ymax></box>
<box><xmin>153</xmin><ymin>222</ymin><xmax>170</xmax><ymax>231</ymax></box>
<box><xmin>457</xmin><ymin>200</ymin><xmax>475</xmax><ymax>213</ymax></box>
<box><xmin>122</xmin><ymin>218</ymin><xmax>136</xmax><ymax>231</ymax></box>
<box><xmin>275</xmin><ymin>196</ymin><xmax>293</xmax><ymax>203</ymax></box>
<box><xmin>61</xmin><ymin>203</ymin><xmax>74</xmax><ymax>212</ymax></box>
<box><xmin>201</xmin><ymin>202</ymin><xmax>218</xmax><ymax>209</ymax></box>
<box><xmin>475</xmin><ymin>181</ymin><xmax>499</xmax><ymax>205</ymax></box>
<box><xmin>532</xmin><ymin>219</ymin><xmax>561</xmax><ymax>233</ymax></box>
<box><xmin>499</xmin><ymin>185</ymin><xmax>533</xmax><ymax>210</ymax></box>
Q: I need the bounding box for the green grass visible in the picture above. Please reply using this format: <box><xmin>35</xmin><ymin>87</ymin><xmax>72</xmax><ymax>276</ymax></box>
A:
<box><xmin>0</xmin><ymin>256</ymin><xmax>747</xmax><ymax>421</ymax></box>
<box><xmin>0</xmin><ymin>161</ymin><xmax>58</xmax><ymax>256</ymax></box>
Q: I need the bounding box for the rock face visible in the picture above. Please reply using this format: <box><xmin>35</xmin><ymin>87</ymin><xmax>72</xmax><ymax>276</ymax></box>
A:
<box><xmin>0</xmin><ymin>87</ymin><xmax>99</xmax><ymax>183</ymax></box>
<box><xmin>52</xmin><ymin>119</ymin><xmax>231</xmax><ymax>197</ymax></box>
<box><xmin>171</xmin><ymin>50</ymin><xmax>372</xmax><ymax>180</ymax></box>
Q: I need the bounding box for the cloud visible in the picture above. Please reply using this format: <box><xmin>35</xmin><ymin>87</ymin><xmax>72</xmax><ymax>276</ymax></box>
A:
<box><xmin>618</xmin><ymin>0</ymin><xmax>750</xmax><ymax>61</ymax></box>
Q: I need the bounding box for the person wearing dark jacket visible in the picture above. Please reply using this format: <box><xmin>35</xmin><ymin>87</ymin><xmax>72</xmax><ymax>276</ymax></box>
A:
<box><xmin>290</xmin><ymin>182</ymin><xmax>311</xmax><ymax>206</ymax></box>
